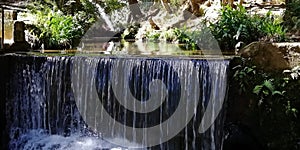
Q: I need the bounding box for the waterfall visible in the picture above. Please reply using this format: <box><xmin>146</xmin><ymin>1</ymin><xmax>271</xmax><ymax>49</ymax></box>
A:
<box><xmin>1</xmin><ymin>54</ymin><xmax>229</xmax><ymax>150</ymax></box>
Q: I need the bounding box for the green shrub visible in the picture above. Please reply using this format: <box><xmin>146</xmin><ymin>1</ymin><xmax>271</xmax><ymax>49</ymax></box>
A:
<box><xmin>254</xmin><ymin>12</ymin><xmax>286</xmax><ymax>42</ymax></box>
<box><xmin>284</xmin><ymin>0</ymin><xmax>300</xmax><ymax>32</ymax></box>
<box><xmin>211</xmin><ymin>6</ymin><xmax>286</xmax><ymax>51</ymax></box>
<box><xmin>145</xmin><ymin>28</ymin><xmax>200</xmax><ymax>50</ymax></box>
<box><xmin>41</xmin><ymin>11</ymin><xmax>82</xmax><ymax>49</ymax></box>
<box><xmin>173</xmin><ymin>28</ymin><xmax>198</xmax><ymax>50</ymax></box>
<box><xmin>146</xmin><ymin>31</ymin><xmax>161</xmax><ymax>42</ymax></box>
<box><xmin>230</xmin><ymin>58</ymin><xmax>300</xmax><ymax>149</ymax></box>
<box><xmin>102</xmin><ymin>0</ymin><xmax>126</xmax><ymax>14</ymax></box>
<box><xmin>27</xmin><ymin>1</ymin><xmax>96</xmax><ymax>49</ymax></box>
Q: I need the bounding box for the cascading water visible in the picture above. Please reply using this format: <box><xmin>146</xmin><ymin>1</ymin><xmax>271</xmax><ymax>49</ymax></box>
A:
<box><xmin>0</xmin><ymin>54</ymin><xmax>229</xmax><ymax>150</ymax></box>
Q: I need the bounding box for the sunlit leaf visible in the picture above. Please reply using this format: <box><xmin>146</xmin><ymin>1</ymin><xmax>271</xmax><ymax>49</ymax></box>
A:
<box><xmin>253</xmin><ymin>85</ymin><xmax>263</xmax><ymax>95</ymax></box>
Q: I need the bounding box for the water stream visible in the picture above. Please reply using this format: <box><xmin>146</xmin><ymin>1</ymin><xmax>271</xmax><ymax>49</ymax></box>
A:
<box><xmin>1</xmin><ymin>54</ymin><xmax>229</xmax><ymax>149</ymax></box>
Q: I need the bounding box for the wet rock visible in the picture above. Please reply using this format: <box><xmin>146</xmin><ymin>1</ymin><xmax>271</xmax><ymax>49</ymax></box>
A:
<box><xmin>9</xmin><ymin>41</ymin><xmax>30</xmax><ymax>52</ymax></box>
<box><xmin>239</xmin><ymin>42</ymin><xmax>290</xmax><ymax>71</ymax></box>
<box><xmin>223</xmin><ymin>123</ymin><xmax>265</xmax><ymax>150</ymax></box>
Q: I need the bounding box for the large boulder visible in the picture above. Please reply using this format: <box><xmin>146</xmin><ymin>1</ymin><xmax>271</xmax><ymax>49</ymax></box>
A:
<box><xmin>238</xmin><ymin>42</ymin><xmax>290</xmax><ymax>71</ymax></box>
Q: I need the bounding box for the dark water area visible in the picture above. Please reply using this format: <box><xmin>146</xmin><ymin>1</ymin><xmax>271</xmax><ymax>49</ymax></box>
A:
<box><xmin>0</xmin><ymin>54</ymin><xmax>229</xmax><ymax>150</ymax></box>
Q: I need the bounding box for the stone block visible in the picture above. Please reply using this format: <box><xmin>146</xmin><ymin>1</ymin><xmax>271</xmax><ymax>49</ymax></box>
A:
<box><xmin>13</xmin><ymin>21</ymin><xmax>25</xmax><ymax>43</ymax></box>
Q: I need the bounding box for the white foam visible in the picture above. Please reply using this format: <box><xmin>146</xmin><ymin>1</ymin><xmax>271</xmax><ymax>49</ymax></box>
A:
<box><xmin>10</xmin><ymin>129</ymin><xmax>144</xmax><ymax>150</ymax></box>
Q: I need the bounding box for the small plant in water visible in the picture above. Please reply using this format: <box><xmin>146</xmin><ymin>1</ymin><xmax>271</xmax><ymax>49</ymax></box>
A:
<box><xmin>145</xmin><ymin>28</ymin><xmax>200</xmax><ymax>50</ymax></box>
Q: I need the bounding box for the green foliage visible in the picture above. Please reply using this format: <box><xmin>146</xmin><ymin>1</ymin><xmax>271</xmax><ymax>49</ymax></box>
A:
<box><xmin>284</xmin><ymin>0</ymin><xmax>300</xmax><ymax>31</ymax></box>
<box><xmin>172</xmin><ymin>28</ymin><xmax>198</xmax><ymax>50</ymax></box>
<box><xmin>27</xmin><ymin>0</ymin><xmax>96</xmax><ymax>49</ymax></box>
<box><xmin>36</xmin><ymin>10</ymin><xmax>82</xmax><ymax>49</ymax></box>
<box><xmin>253</xmin><ymin>79</ymin><xmax>284</xmax><ymax>97</ymax></box>
<box><xmin>254</xmin><ymin>12</ymin><xmax>286</xmax><ymax>41</ymax></box>
<box><xmin>233</xmin><ymin>64</ymin><xmax>256</xmax><ymax>94</ymax></box>
<box><xmin>230</xmin><ymin>58</ymin><xmax>300</xmax><ymax>149</ymax></box>
<box><xmin>146</xmin><ymin>31</ymin><xmax>161</xmax><ymax>42</ymax></box>
<box><xmin>159</xmin><ymin>28</ymin><xmax>177</xmax><ymax>42</ymax></box>
<box><xmin>97</xmin><ymin>0</ymin><xmax>126</xmax><ymax>14</ymax></box>
<box><xmin>145</xmin><ymin>28</ymin><xmax>201</xmax><ymax>50</ymax></box>
<box><xmin>211</xmin><ymin>6</ymin><xmax>286</xmax><ymax>51</ymax></box>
